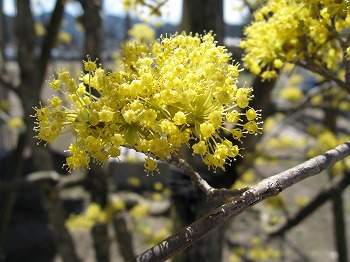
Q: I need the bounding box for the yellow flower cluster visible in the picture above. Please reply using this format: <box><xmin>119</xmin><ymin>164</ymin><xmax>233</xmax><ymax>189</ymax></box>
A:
<box><xmin>34</xmin><ymin>32</ymin><xmax>261</xmax><ymax>172</ymax></box>
<box><xmin>241</xmin><ymin>0</ymin><xmax>350</xmax><ymax>79</ymax></box>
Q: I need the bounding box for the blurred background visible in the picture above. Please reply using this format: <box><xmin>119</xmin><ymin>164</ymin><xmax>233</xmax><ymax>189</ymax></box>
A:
<box><xmin>0</xmin><ymin>1</ymin><xmax>350</xmax><ymax>262</ymax></box>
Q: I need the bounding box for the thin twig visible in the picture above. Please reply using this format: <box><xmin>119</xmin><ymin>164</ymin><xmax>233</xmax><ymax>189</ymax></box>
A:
<box><xmin>164</xmin><ymin>154</ymin><xmax>248</xmax><ymax>201</ymax></box>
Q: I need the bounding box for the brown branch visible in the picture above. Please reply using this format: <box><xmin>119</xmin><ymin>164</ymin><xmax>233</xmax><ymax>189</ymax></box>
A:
<box><xmin>327</xmin><ymin>16</ymin><xmax>346</xmax><ymax>50</ymax></box>
<box><xmin>295</xmin><ymin>60</ymin><xmax>346</xmax><ymax>90</ymax></box>
<box><xmin>131</xmin><ymin>141</ymin><xmax>350</xmax><ymax>262</ymax></box>
<box><xmin>164</xmin><ymin>154</ymin><xmax>248</xmax><ymax>201</ymax></box>
<box><xmin>38</xmin><ymin>0</ymin><xmax>65</xmax><ymax>87</ymax></box>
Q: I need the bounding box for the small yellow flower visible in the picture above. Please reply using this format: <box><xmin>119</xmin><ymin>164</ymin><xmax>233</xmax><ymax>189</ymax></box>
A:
<box><xmin>200</xmin><ymin>122</ymin><xmax>215</xmax><ymax>139</ymax></box>
<box><xmin>173</xmin><ymin>111</ymin><xmax>186</xmax><ymax>125</ymax></box>
<box><xmin>49</xmin><ymin>96</ymin><xmax>62</xmax><ymax>108</ymax></box>
<box><xmin>144</xmin><ymin>157</ymin><xmax>158</xmax><ymax>173</ymax></box>
<box><xmin>192</xmin><ymin>141</ymin><xmax>207</xmax><ymax>155</ymax></box>
<box><xmin>83</xmin><ymin>57</ymin><xmax>97</xmax><ymax>72</ymax></box>
<box><xmin>246</xmin><ymin>108</ymin><xmax>257</xmax><ymax>121</ymax></box>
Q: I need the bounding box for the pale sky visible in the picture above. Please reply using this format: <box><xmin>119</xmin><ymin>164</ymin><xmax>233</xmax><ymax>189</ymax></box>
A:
<box><xmin>3</xmin><ymin>0</ymin><xmax>249</xmax><ymax>25</ymax></box>
<box><xmin>3</xmin><ymin>0</ymin><xmax>183</xmax><ymax>24</ymax></box>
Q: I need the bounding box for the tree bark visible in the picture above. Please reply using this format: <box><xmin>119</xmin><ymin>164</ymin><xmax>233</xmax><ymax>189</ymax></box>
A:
<box><xmin>180</xmin><ymin>0</ymin><xmax>224</xmax><ymax>44</ymax></box>
<box><xmin>0</xmin><ymin>2</ymin><xmax>78</xmax><ymax>262</ymax></box>
<box><xmin>78</xmin><ymin>0</ymin><xmax>103</xmax><ymax>61</ymax></box>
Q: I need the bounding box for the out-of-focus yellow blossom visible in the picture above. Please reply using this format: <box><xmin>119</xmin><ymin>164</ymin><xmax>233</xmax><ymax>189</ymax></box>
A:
<box><xmin>151</xmin><ymin>192</ymin><xmax>164</xmax><ymax>201</ymax></box>
<box><xmin>339</xmin><ymin>101</ymin><xmax>350</xmax><ymax>111</ymax></box>
<box><xmin>294</xmin><ymin>196</ymin><xmax>309</xmax><ymax>208</ymax></box>
<box><xmin>262</xmin><ymin>116</ymin><xmax>276</xmax><ymax>132</ymax></box>
<box><xmin>232</xmin><ymin>168</ymin><xmax>256</xmax><ymax>189</ymax></box>
<box><xmin>229</xmin><ymin>246</ymin><xmax>246</xmax><ymax>262</ymax></box>
<box><xmin>145</xmin><ymin>228</ymin><xmax>170</xmax><ymax>246</ymax></box>
<box><xmin>310</xmin><ymin>93</ymin><xmax>323</xmax><ymax>106</ymax></box>
<box><xmin>229</xmin><ymin>253</ymin><xmax>242</xmax><ymax>262</ymax></box>
<box><xmin>6</xmin><ymin>117</ymin><xmax>25</xmax><ymax>130</ymax></box>
<box><xmin>130</xmin><ymin>204</ymin><xmax>149</xmax><ymax>220</ymax></box>
<box><xmin>136</xmin><ymin>220</ymin><xmax>171</xmax><ymax>246</ymax></box>
<box><xmin>34</xmin><ymin>22</ymin><xmax>45</xmax><ymax>36</ymax></box>
<box><xmin>308</xmin><ymin>130</ymin><xmax>339</xmax><ymax>157</ymax></box>
<box><xmin>137</xmin><ymin>223</ymin><xmax>152</xmax><ymax>238</ymax></box>
<box><xmin>247</xmin><ymin>237</ymin><xmax>282</xmax><ymax>261</ymax></box>
<box><xmin>85</xmin><ymin>203</ymin><xmax>103</xmax><ymax>221</ymax></box>
<box><xmin>109</xmin><ymin>197</ymin><xmax>126</xmax><ymax>213</ymax></box>
<box><xmin>66</xmin><ymin>214</ymin><xmax>94</xmax><ymax>231</ymax></box>
<box><xmin>255</xmin><ymin>156</ymin><xmax>267</xmax><ymax>166</ymax></box>
<box><xmin>311</xmin><ymin>86</ymin><xmax>350</xmax><ymax>111</ymax></box>
<box><xmin>308</xmin><ymin>130</ymin><xmax>350</xmax><ymax>175</ymax></box>
<box><xmin>66</xmin><ymin>202</ymin><xmax>110</xmax><ymax>231</ymax></box>
<box><xmin>241</xmin><ymin>0</ymin><xmax>350</xmax><ymax>80</ymax></box>
<box><xmin>280</xmin><ymin>86</ymin><xmax>303</xmax><ymax>102</ymax></box>
<box><xmin>0</xmin><ymin>100</ymin><xmax>10</xmax><ymax>111</ymax></box>
<box><xmin>153</xmin><ymin>181</ymin><xmax>164</xmax><ymax>191</ymax></box>
<box><xmin>306</xmin><ymin>124</ymin><xmax>323</xmax><ymax>136</ymax></box>
<box><xmin>266</xmin><ymin>136</ymin><xmax>293</xmax><ymax>149</ymax></box>
<box><xmin>265</xmin><ymin>194</ymin><xmax>286</xmax><ymax>210</ymax></box>
<box><xmin>128</xmin><ymin>23</ymin><xmax>155</xmax><ymax>43</ymax></box>
<box><xmin>127</xmin><ymin>176</ymin><xmax>142</xmax><ymax>187</ymax></box>
<box><xmin>289</xmin><ymin>74</ymin><xmax>303</xmax><ymax>85</ymax></box>
<box><xmin>66</xmin><ymin>198</ymin><xmax>126</xmax><ymax>231</ymax></box>
<box><xmin>34</xmin><ymin>32</ymin><xmax>261</xmax><ymax>173</ymax></box>
<box><xmin>248</xmin><ymin>245</ymin><xmax>282</xmax><ymax>261</ymax></box>
<box><xmin>58</xmin><ymin>31</ymin><xmax>72</xmax><ymax>44</ymax></box>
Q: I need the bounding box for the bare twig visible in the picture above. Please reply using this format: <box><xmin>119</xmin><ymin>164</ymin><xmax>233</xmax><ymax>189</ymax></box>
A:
<box><xmin>131</xmin><ymin>141</ymin><xmax>350</xmax><ymax>262</ymax></box>
<box><xmin>164</xmin><ymin>154</ymin><xmax>248</xmax><ymax>201</ymax></box>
